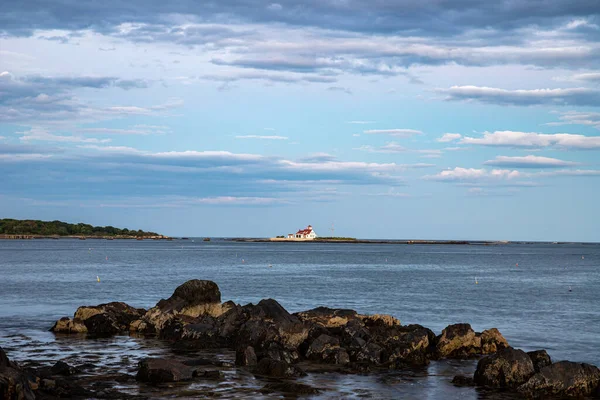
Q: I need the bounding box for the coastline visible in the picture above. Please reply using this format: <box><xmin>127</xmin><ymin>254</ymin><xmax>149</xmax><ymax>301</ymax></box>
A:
<box><xmin>0</xmin><ymin>234</ymin><xmax>172</xmax><ymax>240</ymax></box>
<box><xmin>2</xmin><ymin>278</ymin><xmax>598</xmax><ymax>399</ymax></box>
<box><xmin>231</xmin><ymin>238</ymin><xmax>500</xmax><ymax>245</ymax></box>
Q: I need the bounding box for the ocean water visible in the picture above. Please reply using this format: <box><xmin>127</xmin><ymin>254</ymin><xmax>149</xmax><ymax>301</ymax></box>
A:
<box><xmin>0</xmin><ymin>239</ymin><xmax>598</xmax><ymax>399</ymax></box>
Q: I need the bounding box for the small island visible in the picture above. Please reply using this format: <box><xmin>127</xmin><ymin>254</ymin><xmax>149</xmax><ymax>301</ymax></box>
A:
<box><xmin>0</xmin><ymin>218</ymin><xmax>169</xmax><ymax>240</ymax></box>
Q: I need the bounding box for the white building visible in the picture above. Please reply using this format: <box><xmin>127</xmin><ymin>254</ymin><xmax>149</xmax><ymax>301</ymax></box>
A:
<box><xmin>287</xmin><ymin>225</ymin><xmax>317</xmax><ymax>240</ymax></box>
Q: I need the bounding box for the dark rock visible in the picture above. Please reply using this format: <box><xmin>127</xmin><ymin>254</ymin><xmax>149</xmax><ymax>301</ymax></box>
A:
<box><xmin>0</xmin><ymin>347</ymin><xmax>10</xmax><ymax>368</ymax></box>
<box><xmin>474</xmin><ymin>347</ymin><xmax>535</xmax><ymax>388</ymax></box>
<box><xmin>306</xmin><ymin>334</ymin><xmax>341</xmax><ymax>362</ymax></box>
<box><xmin>172</xmin><ymin>279</ymin><xmax>221</xmax><ymax>305</ymax></box>
<box><xmin>52</xmin><ymin>302</ymin><xmax>145</xmax><ymax>335</ymax></box>
<box><xmin>452</xmin><ymin>375</ymin><xmax>475</xmax><ymax>386</ymax></box>
<box><xmin>236</xmin><ymin>346</ymin><xmax>258</xmax><ymax>367</ymax></box>
<box><xmin>295</xmin><ymin>307</ymin><xmax>360</xmax><ymax>327</ymax></box>
<box><xmin>480</xmin><ymin>328</ymin><xmax>509</xmax><ymax>354</ymax></box>
<box><xmin>518</xmin><ymin>361</ymin><xmax>600</xmax><ymax>398</ymax></box>
<box><xmin>380</xmin><ymin>324</ymin><xmax>436</xmax><ymax>367</ymax></box>
<box><xmin>132</xmin><ymin>280</ymin><xmax>225</xmax><ymax>335</ymax></box>
<box><xmin>253</xmin><ymin>358</ymin><xmax>306</xmax><ymax>378</ymax></box>
<box><xmin>355</xmin><ymin>342</ymin><xmax>384</xmax><ymax>365</ymax></box>
<box><xmin>261</xmin><ymin>382</ymin><xmax>321</xmax><ymax>395</ymax></box>
<box><xmin>436</xmin><ymin>323</ymin><xmax>480</xmax><ymax>358</ymax></box>
<box><xmin>195</xmin><ymin>370</ymin><xmax>224</xmax><ymax>380</ymax></box>
<box><xmin>0</xmin><ymin>347</ymin><xmax>36</xmax><ymax>400</ymax></box>
<box><xmin>135</xmin><ymin>358</ymin><xmax>194</xmax><ymax>384</ymax></box>
<box><xmin>527</xmin><ymin>350</ymin><xmax>552</xmax><ymax>373</ymax></box>
<box><xmin>50</xmin><ymin>360</ymin><xmax>78</xmax><ymax>376</ymax></box>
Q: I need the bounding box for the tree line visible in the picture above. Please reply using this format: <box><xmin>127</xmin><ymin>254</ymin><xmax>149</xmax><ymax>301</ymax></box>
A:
<box><xmin>0</xmin><ymin>219</ymin><xmax>160</xmax><ymax>237</ymax></box>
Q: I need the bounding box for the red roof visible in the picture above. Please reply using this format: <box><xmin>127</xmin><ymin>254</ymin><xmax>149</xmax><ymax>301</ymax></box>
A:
<box><xmin>295</xmin><ymin>226</ymin><xmax>313</xmax><ymax>235</ymax></box>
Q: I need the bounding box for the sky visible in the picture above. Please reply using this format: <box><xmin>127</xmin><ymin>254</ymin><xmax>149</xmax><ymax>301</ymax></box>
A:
<box><xmin>1</xmin><ymin>1</ymin><xmax>599</xmax><ymax>241</ymax></box>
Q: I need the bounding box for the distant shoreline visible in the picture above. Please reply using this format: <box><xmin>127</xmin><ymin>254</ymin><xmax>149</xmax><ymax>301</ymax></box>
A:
<box><xmin>0</xmin><ymin>234</ymin><xmax>171</xmax><ymax>240</ymax></box>
<box><xmin>231</xmin><ymin>238</ymin><xmax>497</xmax><ymax>245</ymax></box>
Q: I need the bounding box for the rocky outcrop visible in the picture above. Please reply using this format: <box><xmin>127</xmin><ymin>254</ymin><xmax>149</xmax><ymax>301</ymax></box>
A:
<box><xmin>131</xmin><ymin>279</ymin><xmax>225</xmax><ymax>335</ymax></box>
<box><xmin>136</xmin><ymin>358</ymin><xmax>194</xmax><ymax>384</ymax></box>
<box><xmin>51</xmin><ymin>302</ymin><xmax>145</xmax><ymax>335</ymax></box>
<box><xmin>527</xmin><ymin>349</ymin><xmax>552</xmax><ymax>373</ymax></box>
<box><xmin>436</xmin><ymin>324</ymin><xmax>508</xmax><ymax>358</ymax></box>
<box><xmin>518</xmin><ymin>361</ymin><xmax>600</xmax><ymax>398</ymax></box>
<box><xmin>253</xmin><ymin>357</ymin><xmax>306</xmax><ymax>378</ymax></box>
<box><xmin>474</xmin><ymin>347</ymin><xmax>535</xmax><ymax>388</ymax></box>
<box><xmin>0</xmin><ymin>347</ymin><xmax>35</xmax><ymax>400</ymax></box>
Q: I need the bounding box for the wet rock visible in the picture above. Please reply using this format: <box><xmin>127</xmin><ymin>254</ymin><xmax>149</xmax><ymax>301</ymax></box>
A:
<box><xmin>0</xmin><ymin>347</ymin><xmax>8</xmax><ymax>368</ymax></box>
<box><xmin>518</xmin><ymin>361</ymin><xmax>600</xmax><ymax>398</ymax></box>
<box><xmin>474</xmin><ymin>347</ymin><xmax>535</xmax><ymax>388</ymax></box>
<box><xmin>50</xmin><ymin>317</ymin><xmax>88</xmax><ymax>333</ymax></box>
<box><xmin>0</xmin><ymin>347</ymin><xmax>35</xmax><ymax>400</ymax></box>
<box><xmin>132</xmin><ymin>280</ymin><xmax>225</xmax><ymax>335</ymax></box>
<box><xmin>136</xmin><ymin>358</ymin><xmax>194</xmax><ymax>383</ymax></box>
<box><xmin>50</xmin><ymin>360</ymin><xmax>78</xmax><ymax>376</ymax></box>
<box><xmin>194</xmin><ymin>369</ymin><xmax>224</xmax><ymax>380</ymax></box>
<box><xmin>480</xmin><ymin>328</ymin><xmax>509</xmax><ymax>354</ymax></box>
<box><xmin>52</xmin><ymin>302</ymin><xmax>145</xmax><ymax>335</ymax></box>
<box><xmin>380</xmin><ymin>324</ymin><xmax>436</xmax><ymax>367</ymax></box>
<box><xmin>295</xmin><ymin>307</ymin><xmax>360</xmax><ymax>327</ymax></box>
<box><xmin>236</xmin><ymin>346</ymin><xmax>258</xmax><ymax>367</ymax></box>
<box><xmin>527</xmin><ymin>350</ymin><xmax>552</xmax><ymax>373</ymax></box>
<box><xmin>436</xmin><ymin>323</ymin><xmax>480</xmax><ymax>358</ymax></box>
<box><xmin>355</xmin><ymin>342</ymin><xmax>384</xmax><ymax>365</ymax></box>
<box><xmin>261</xmin><ymin>382</ymin><xmax>321</xmax><ymax>395</ymax></box>
<box><xmin>306</xmin><ymin>334</ymin><xmax>340</xmax><ymax>361</ymax></box>
<box><xmin>452</xmin><ymin>375</ymin><xmax>475</xmax><ymax>386</ymax></box>
<box><xmin>253</xmin><ymin>358</ymin><xmax>306</xmax><ymax>378</ymax></box>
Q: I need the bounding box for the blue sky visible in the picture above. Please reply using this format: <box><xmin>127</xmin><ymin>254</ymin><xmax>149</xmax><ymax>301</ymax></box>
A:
<box><xmin>1</xmin><ymin>1</ymin><xmax>599</xmax><ymax>241</ymax></box>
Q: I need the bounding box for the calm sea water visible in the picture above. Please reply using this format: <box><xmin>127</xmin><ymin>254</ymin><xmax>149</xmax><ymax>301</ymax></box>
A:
<box><xmin>0</xmin><ymin>239</ymin><xmax>598</xmax><ymax>399</ymax></box>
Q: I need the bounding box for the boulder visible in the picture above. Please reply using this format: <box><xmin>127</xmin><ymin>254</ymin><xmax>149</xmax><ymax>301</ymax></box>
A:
<box><xmin>253</xmin><ymin>358</ymin><xmax>306</xmax><ymax>378</ymax></box>
<box><xmin>50</xmin><ymin>317</ymin><xmax>88</xmax><ymax>333</ymax></box>
<box><xmin>518</xmin><ymin>361</ymin><xmax>600</xmax><ymax>398</ymax></box>
<box><xmin>132</xmin><ymin>280</ymin><xmax>224</xmax><ymax>335</ymax></box>
<box><xmin>436</xmin><ymin>323</ymin><xmax>480</xmax><ymax>358</ymax></box>
<box><xmin>0</xmin><ymin>347</ymin><xmax>35</xmax><ymax>400</ymax></box>
<box><xmin>135</xmin><ymin>358</ymin><xmax>194</xmax><ymax>384</ymax></box>
<box><xmin>527</xmin><ymin>350</ymin><xmax>552</xmax><ymax>373</ymax></box>
<box><xmin>52</xmin><ymin>302</ymin><xmax>145</xmax><ymax>335</ymax></box>
<box><xmin>295</xmin><ymin>307</ymin><xmax>360</xmax><ymax>327</ymax></box>
<box><xmin>50</xmin><ymin>361</ymin><xmax>78</xmax><ymax>376</ymax></box>
<box><xmin>480</xmin><ymin>328</ymin><xmax>508</xmax><ymax>354</ymax></box>
<box><xmin>295</xmin><ymin>307</ymin><xmax>400</xmax><ymax>328</ymax></box>
<box><xmin>474</xmin><ymin>347</ymin><xmax>535</xmax><ymax>388</ymax></box>
<box><xmin>379</xmin><ymin>324</ymin><xmax>436</xmax><ymax>367</ymax></box>
<box><xmin>305</xmin><ymin>334</ymin><xmax>341</xmax><ymax>362</ymax></box>
<box><xmin>235</xmin><ymin>346</ymin><xmax>257</xmax><ymax>367</ymax></box>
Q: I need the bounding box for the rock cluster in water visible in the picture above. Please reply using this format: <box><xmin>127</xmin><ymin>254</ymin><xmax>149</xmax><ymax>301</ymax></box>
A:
<box><xmin>2</xmin><ymin>279</ymin><xmax>599</xmax><ymax>399</ymax></box>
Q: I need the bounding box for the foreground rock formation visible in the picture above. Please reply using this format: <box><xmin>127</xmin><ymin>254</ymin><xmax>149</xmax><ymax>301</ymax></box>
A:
<box><xmin>2</xmin><ymin>278</ymin><xmax>585</xmax><ymax>398</ymax></box>
<box><xmin>469</xmin><ymin>345</ymin><xmax>600</xmax><ymax>398</ymax></box>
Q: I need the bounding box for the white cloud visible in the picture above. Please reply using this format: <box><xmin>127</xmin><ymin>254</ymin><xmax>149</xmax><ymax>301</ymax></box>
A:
<box><xmin>437</xmin><ymin>133</ymin><xmax>462</xmax><ymax>142</ymax></box>
<box><xmin>461</xmin><ymin>130</ymin><xmax>600</xmax><ymax>149</ymax></box>
<box><xmin>18</xmin><ymin>127</ymin><xmax>111</xmax><ymax>144</ymax></box>
<box><xmin>532</xmin><ymin>169</ymin><xmax>600</xmax><ymax>177</ymax></box>
<box><xmin>546</xmin><ymin>111</ymin><xmax>600</xmax><ymax>130</ymax></box>
<box><xmin>484</xmin><ymin>155</ymin><xmax>580</xmax><ymax>168</ymax></box>
<box><xmin>426</xmin><ymin>167</ymin><xmax>521</xmax><ymax>181</ymax></box>
<box><xmin>364</xmin><ymin>129</ymin><xmax>423</xmax><ymax>137</ymax></box>
<box><xmin>235</xmin><ymin>135</ymin><xmax>288</xmax><ymax>140</ymax></box>
<box><xmin>441</xmin><ymin>86</ymin><xmax>600</xmax><ymax>107</ymax></box>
